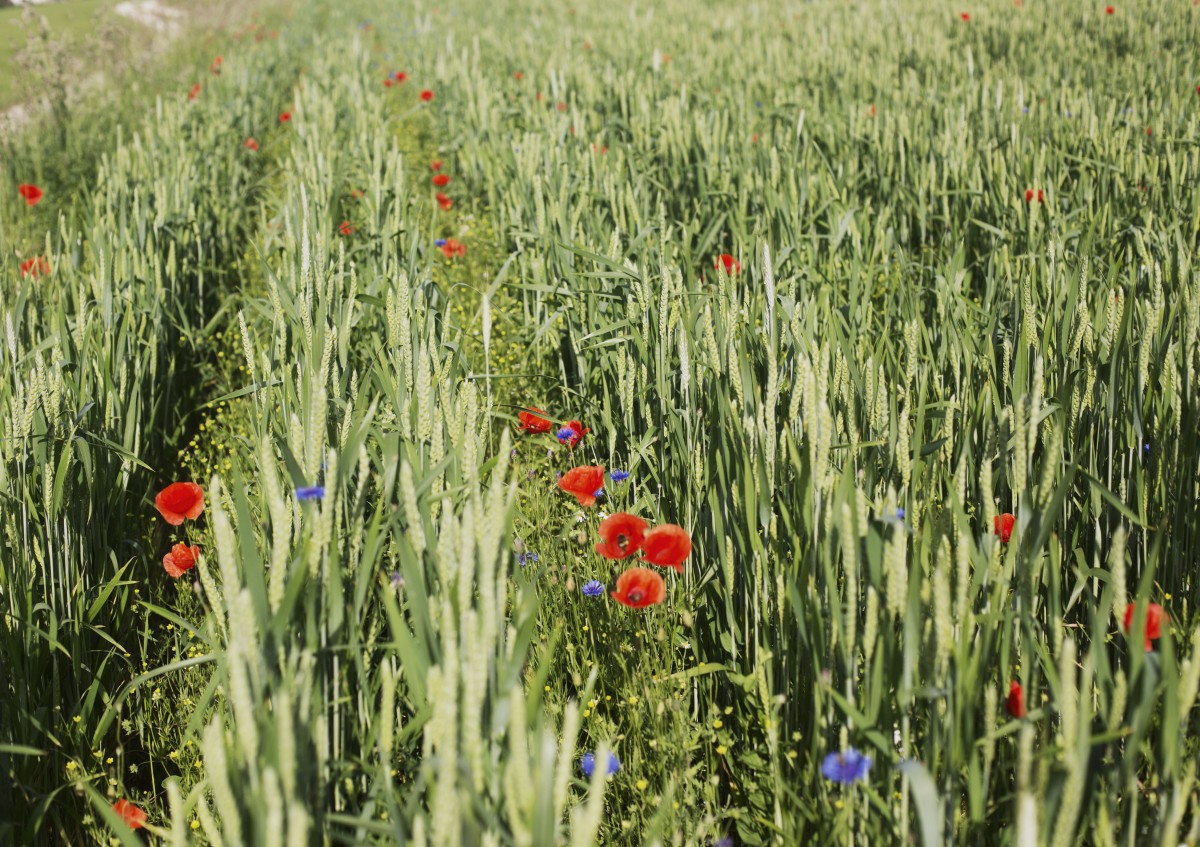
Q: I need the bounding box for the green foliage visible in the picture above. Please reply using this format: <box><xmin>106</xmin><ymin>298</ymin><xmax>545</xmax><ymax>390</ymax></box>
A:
<box><xmin>2</xmin><ymin>0</ymin><xmax>1200</xmax><ymax>845</ymax></box>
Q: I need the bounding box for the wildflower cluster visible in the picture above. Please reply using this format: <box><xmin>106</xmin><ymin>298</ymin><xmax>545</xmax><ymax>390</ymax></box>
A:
<box><xmin>154</xmin><ymin>482</ymin><xmax>205</xmax><ymax>579</ymax></box>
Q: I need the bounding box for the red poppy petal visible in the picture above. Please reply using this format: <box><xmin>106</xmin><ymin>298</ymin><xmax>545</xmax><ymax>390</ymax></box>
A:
<box><xmin>595</xmin><ymin>512</ymin><xmax>648</xmax><ymax>559</ymax></box>
<box><xmin>611</xmin><ymin>567</ymin><xmax>666</xmax><ymax>608</ymax></box>
<box><xmin>558</xmin><ymin>466</ymin><xmax>605</xmax><ymax>507</ymax></box>
<box><xmin>641</xmin><ymin>524</ymin><xmax>691</xmax><ymax>571</ymax></box>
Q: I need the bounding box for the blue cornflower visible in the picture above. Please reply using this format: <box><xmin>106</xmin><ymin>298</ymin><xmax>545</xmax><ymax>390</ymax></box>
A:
<box><xmin>556</xmin><ymin>426</ymin><xmax>576</xmax><ymax>442</ymax></box>
<box><xmin>895</xmin><ymin>507</ymin><xmax>905</xmax><ymax>520</ymax></box>
<box><xmin>297</xmin><ymin>486</ymin><xmax>325</xmax><ymax>501</ymax></box>
<box><xmin>609</xmin><ymin>469</ymin><xmax>630</xmax><ymax>483</ymax></box>
<box><xmin>518</xmin><ymin>552</ymin><xmax>539</xmax><ymax>567</ymax></box>
<box><xmin>580</xmin><ymin>751</ymin><xmax>620</xmax><ymax>778</ymax></box>
<box><xmin>1143</xmin><ymin>443</ymin><xmax>1150</xmax><ymax>454</ymax></box>
<box><xmin>592</xmin><ymin>487</ymin><xmax>605</xmax><ymax>499</ymax></box>
<box><xmin>390</xmin><ymin>571</ymin><xmax>404</xmax><ymax>588</ymax></box>
<box><xmin>821</xmin><ymin>748</ymin><xmax>872</xmax><ymax>785</ymax></box>
<box><xmin>435</xmin><ymin>238</ymin><xmax>447</xmax><ymax>247</ymax></box>
<box><xmin>582</xmin><ymin>580</ymin><xmax>604</xmax><ymax>597</ymax></box>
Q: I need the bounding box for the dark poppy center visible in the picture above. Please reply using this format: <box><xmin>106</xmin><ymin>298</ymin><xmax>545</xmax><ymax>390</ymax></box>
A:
<box><xmin>616</xmin><ymin>533</ymin><xmax>630</xmax><ymax>551</ymax></box>
<box><xmin>628</xmin><ymin>589</ymin><xmax>644</xmax><ymax>603</ymax></box>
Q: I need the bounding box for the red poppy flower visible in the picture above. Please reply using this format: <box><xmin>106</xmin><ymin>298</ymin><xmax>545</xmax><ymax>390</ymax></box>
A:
<box><xmin>993</xmin><ymin>513</ymin><xmax>1015</xmax><ymax>543</ymax></box>
<box><xmin>1105</xmin><ymin>5</ymin><xmax>1114</xmax><ymax>13</ymax></box>
<box><xmin>751</xmin><ymin>133</ymin><xmax>758</xmax><ymax>143</ymax></box>
<box><xmin>210</xmin><ymin>56</ymin><xmax>223</xmax><ymax>74</ymax></box>
<box><xmin>279</xmin><ymin>111</ymin><xmax>292</xmax><ymax>123</ymax></box>
<box><xmin>1037</xmin><ymin>190</ymin><xmax>1044</xmax><ymax>203</ymax></box>
<box><xmin>420</xmin><ymin>89</ymin><xmax>434</xmax><ymax>102</ymax></box>
<box><xmin>155</xmin><ymin>482</ymin><xmax>205</xmax><ymax>526</ymax></box>
<box><xmin>188</xmin><ymin>83</ymin><xmax>201</xmax><ymax>101</ymax></box>
<box><xmin>1005</xmin><ymin>681</ymin><xmax>1026</xmax><ymax>718</ymax></box>
<box><xmin>640</xmin><ymin>524</ymin><xmax>691</xmax><ymax>572</ymax></box>
<box><xmin>244</xmin><ymin>137</ymin><xmax>259</xmax><ymax>151</ymax></box>
<box><xmin>557</xmin><ymin>420</ymin><xmax>589</xmax><ymax>449</ymax></box>
<box><xmin>556</xmin><ymin>101</ymin><xmax>567</xmax><ymax>112</ymax></box>
<box><xmin>384</xmin><ymin>78</ymin><xmax>394</xmax><ymax>88</ymax></box>
<box><xmin>537</xmin><ymin>92</ymin><xmax>544</xmax><ymax>102</ymax></box>
<box><xmin>868</xmin><ymin>104</ymin><xmax>876</xmax><ymax>117</ymax></box>
<box><xmin>430</xmin><ymin>160</ymin><xmax>443</xmax><ymax>171</ymax></box>
<box><xmin>595</xmin><ymin>512</ymin><xmax>649</xmax><ymax>559</ymax></box>
<box><xmin>611</xmin><ymin>567</ymin><xmax>666</xmax><ymax>609</ymax></box>
<box><xmin>1123</xmin><ymin>602</ymin><xmax>1167</xmax><ymax>651</ymax></box>
<box><xmin>518</xmin><ymin>407</ymin><xmax>552</xmax><ymax>433</ymax></box>
<box><xmin>394</xmin><ymin>71</ymin><xmax>408</xmax><ymax>83</ymax></box>
<box><xmin>436</xmin><ymin>192</ymin><xmax>453</xmax><ymax>210</ymax></box>
<box><xmin>583</xmin><ymin>40</ymin><xmax>592</xmax><ymax>50</ymax></box>
<box><xmin>20</xmin><ymin>256</ymin><xmax>50</xmax><ymax>278</ymax></box>
<box><xmin>591</xmin><ymin>144</ymin><xmax>607</xmax><ymax>154</ymax></box>
<box><xmin>714</xmin><ymin>254</ymin><xmax>741</xmax><ymax>275</ymax></box>
<box><xmin>18</xmin><ymin>184</ymin><xmax>43</xmax><ymax>206</ymax></box>
<box><xmin>350</xmin><ymin>188</ymin><xmax>364</xmax><ymax>199</ymax></box>
<box><xmin>163</xmin><ymin>543</ymin><xmax>200</xmax><ymax>579</ymax></box>
<box><xmin>112</xmin><ymin>799</ymin><xmax>146</xmax><ymax>830</ymax></box>
<box><xmin>440</xmin><ymin>238</ymin><xmax>467</xmax><ymax>259</ymax></box>
<box><xmin>432</xmin><ymin>174</ymin><xmax>451</xmax><ymax>187</ymax></box>
<box><xmin>1146</xmin><ymin>127</ymin><xmax>1153</xmax><ymax>136</ymax></box>
<box><xmin>514</xmin><ymin>71</ymin><xmax>524</xmax><ymax>80</ymax></box>
<box><xmin>960</xmin><ymin>12</ymin><xmax>970</xmax><ymax>21</ymax></box>
<box><xmin>338</xmin><ymin>220</ymin><xmax>355</xmax><ymax>236</ymax></box>
<box><xmin>1024</xmin><ymin>188</ymin><xmax>1034</xmax><ymax>203</ymax></box>
<box><xmin>558</xmin><ymin>465</ymin><xmax>605</xmax><ymax>507</ymax></box>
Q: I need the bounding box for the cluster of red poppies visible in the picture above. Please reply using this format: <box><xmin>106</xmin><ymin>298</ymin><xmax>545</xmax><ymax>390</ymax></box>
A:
<box><xmin>557</xmin><ymin>467</ymin><xmax>692</xmax><ymax>609</ymax></box>
<box><xmin>153</xmin><ymin>482</ymin><xmax>205</xmax><ymax>579</ymax></box>
<box><xmin>381</xmin><ymin>67</ymin><xmax>432</xmax><ymax>103</ymax></box>
<box><xmin>998</xmin><ymin>506</ymin><xmax>1167</xmax><ymax>721</ymax></box>
<box><xmin>431</xmin><ymin>160</ymin><xmax>455</xmax><ymax>211</ymax></box>
<box><xmin>1006</xmin><ymin>600</ymin><xmax>1168</xmax><ymax>718</ymax></box>
<box><xmin>15</xmin><ymin>184</ymin><xmax>50</xmax><ymax>277</ymax></box>
<box><xmin>518</xmin><ymin>407</ymin><xmax>588</xmax><ymax>449</ymax></box>
<box><xmin>597</xmin><ymin>512</ymin><xmax>691</xmax><ymax>608</ymax></box>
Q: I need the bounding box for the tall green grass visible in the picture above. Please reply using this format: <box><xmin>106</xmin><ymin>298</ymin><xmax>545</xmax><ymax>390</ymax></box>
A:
<box><xmin>3</xmin><ymin>0</ymin><xmax>1199</xmax><ymax>844</ymax></box>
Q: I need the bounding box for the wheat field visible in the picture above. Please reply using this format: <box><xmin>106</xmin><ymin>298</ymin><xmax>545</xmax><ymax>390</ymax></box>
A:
<box><xmin>2</xmin><ymin>0</ymin><xmax>1199</xmax><ymax>844</ymax></box>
